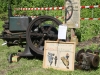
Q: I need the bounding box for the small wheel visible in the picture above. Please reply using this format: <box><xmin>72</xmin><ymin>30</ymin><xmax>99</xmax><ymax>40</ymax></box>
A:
<box><xmin>7</xmin><ymin>53</ymin><xmax>16</xmax><ymax>63</ymax></box>
<box><xmin>75</xmin><ymin>49</ymin><xmax>85</xmax><ymax>62</ymax></box>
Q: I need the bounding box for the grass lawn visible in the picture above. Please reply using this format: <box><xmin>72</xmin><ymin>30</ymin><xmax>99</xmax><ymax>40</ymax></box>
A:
<box><xmin>0</xmin><ymin>21</ymin><xmax>100</xmax><ymax>75</ymax></box>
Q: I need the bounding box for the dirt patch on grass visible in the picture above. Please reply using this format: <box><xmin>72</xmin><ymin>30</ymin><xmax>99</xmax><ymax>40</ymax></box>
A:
<box><xmin>0</xmin><ymin>70</ymin><xmax>6</xmax><ymax>75</ymax></box>
<box><xmin>77</xmin><ymin>34</ymin><xmax>100</xmax><ymax>48</ymax></box>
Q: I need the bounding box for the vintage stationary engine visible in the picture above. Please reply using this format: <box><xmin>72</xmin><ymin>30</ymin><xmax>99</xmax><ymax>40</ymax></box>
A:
<box><xmin>0</xmin><ymin>5</ymin><xmax>62</xmax><ymax>62</ymax></box>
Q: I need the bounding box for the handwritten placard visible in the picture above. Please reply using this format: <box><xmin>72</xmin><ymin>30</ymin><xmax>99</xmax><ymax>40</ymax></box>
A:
<box><xmin>43</xmin><ymin>41</ymin><xmax>76</xmax><ymax>71</ymax></box>
<box><xmin>65</xmin><ymin>0</ymin><xmax>80</xmax><ymax>28</ymax></box>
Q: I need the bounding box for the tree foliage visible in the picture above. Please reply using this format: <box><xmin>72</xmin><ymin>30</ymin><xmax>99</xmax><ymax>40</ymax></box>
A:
<box><xmin>0</xmin><ymin>0</ymin><xmax>100</xmax><ymax>17</ymax></box>
<box><xmin>0</xmin><ymin>0</ymin><xmax>100</xmax><ymax>41</ymax></box>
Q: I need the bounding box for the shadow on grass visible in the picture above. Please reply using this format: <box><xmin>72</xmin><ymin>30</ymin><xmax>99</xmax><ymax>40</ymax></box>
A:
<box><xmin>21</xmin><ymin>55</ymin><xmax>43</xmax><ymax>61</ymax></box>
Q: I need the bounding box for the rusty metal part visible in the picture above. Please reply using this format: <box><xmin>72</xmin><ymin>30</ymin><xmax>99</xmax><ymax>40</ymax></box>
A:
<box><xmin>26</xmin><ymin>15</ymin><xmax>62</xmax><ymax>55</ymax></box>
<box><xmin>94</xmin><ymin>50</ymin><xmax>99</xmax><ymax>55</ymax></box>
<box><xmin>86</xmin><ymin>49</ymin><xmax>93</xmax><ymax>53</ymax></box>
<box><xmin>91</xmin><ymin>55</ymin><xmax>99</xmax><ymax>67</ymax></box>
<box><xmin>86</xmin><ymin>53</ymin><xmax>99</xmax><ymax>68</ymax></box>
<box><xmin>75</xmin><ymin>49</ymin><xmax>85</xmax><ymax>62</ymax></box>
<box><xmin>74</xmin><ymin>62</ymin><xmax>82</xmax><ymax>70</ymax></box>
<box><xmin>80</xmin><ymin>53</ymin><xmax>91</xmax><ymax>70</ymax></box>
<box><xmin>75</xmin><ymin>49</ymin><xmax>100</xmax><ymax>70</ymax></box>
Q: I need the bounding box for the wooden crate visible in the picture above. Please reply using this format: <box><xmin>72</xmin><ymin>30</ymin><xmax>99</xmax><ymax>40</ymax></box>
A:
<box><xmin>43</xmin><ymin>41</ymin><xmax>76</xmax><ymax>71</ymax></box>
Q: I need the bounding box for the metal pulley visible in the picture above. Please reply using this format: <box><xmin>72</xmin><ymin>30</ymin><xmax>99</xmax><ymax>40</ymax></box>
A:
<box><xmin>26</xmin><ymin>15</ymin><xmax>62</xmax><ymax>55</ymax></box>
<box><xmin>75</xmin><ymin>49</ymin><xmax>85</xmax><ymax>62</ymax></box>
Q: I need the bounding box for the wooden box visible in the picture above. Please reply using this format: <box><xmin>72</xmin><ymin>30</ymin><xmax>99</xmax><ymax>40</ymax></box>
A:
<box><xmin>43</xmin><ymin>41</ymin><xmax>76</xmax><ymax>71</ymax></box>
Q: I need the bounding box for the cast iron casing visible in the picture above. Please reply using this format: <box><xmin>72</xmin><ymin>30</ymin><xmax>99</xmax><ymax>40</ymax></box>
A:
<box><xmin>9</xmin><ymin>16</ymin><xmax>32</xmax><ymax>31</ymax></box>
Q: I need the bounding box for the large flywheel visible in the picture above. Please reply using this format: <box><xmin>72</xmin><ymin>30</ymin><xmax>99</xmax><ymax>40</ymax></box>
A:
<box><xmin>26</xmin><ymin>15</ymin><xmax>62</xmax><ymax>55</ymax></box>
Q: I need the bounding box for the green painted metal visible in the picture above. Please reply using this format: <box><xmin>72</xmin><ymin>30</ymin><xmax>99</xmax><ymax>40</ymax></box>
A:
<box><xmin>9</xmin><ymin>17</ymin><xmax>32</xmax><ymax>31</ymax></box>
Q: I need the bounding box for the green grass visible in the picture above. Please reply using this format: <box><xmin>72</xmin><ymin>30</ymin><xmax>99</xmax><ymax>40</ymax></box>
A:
<box><xmin>0</xmin><ymin>41</ymin><xmax>100</xmax><ymax>75</ymax></box>
<box><xmin>0</xmin><ymin>21</ymin><xmax>100</xmax><ymax>75</ymax></box>
<box><xmin>0</xmin><ymin>21</ymin><xmax>4</xmax><ymax>33</ymax></box>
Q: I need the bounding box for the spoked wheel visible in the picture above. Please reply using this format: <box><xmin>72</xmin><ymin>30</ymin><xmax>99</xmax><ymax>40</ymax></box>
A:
<box><xmin>65</xmin><ymin>0</ymin><xmax>73</xmax><ymax>21</ymax></box>
<box><xmin>26</xmin><ymin>15</ymin><xmax>62</xmax><ymax>55</ymax></box>
<box><xmin>7</xmin><ymin>53</ymin><xmax>16</xmax><ymax>63</ymax></box>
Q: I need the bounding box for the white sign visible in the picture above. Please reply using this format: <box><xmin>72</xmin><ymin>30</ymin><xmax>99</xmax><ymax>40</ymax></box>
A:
<box><xmin>58</xmin><ymin>25</ymin><xmax>67</xmax><ymax>40</ymax></box>
<box><xmin>65</xmin><ymin>0</ymin><xmax>80</xmax><ymax>28</ymax></box>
